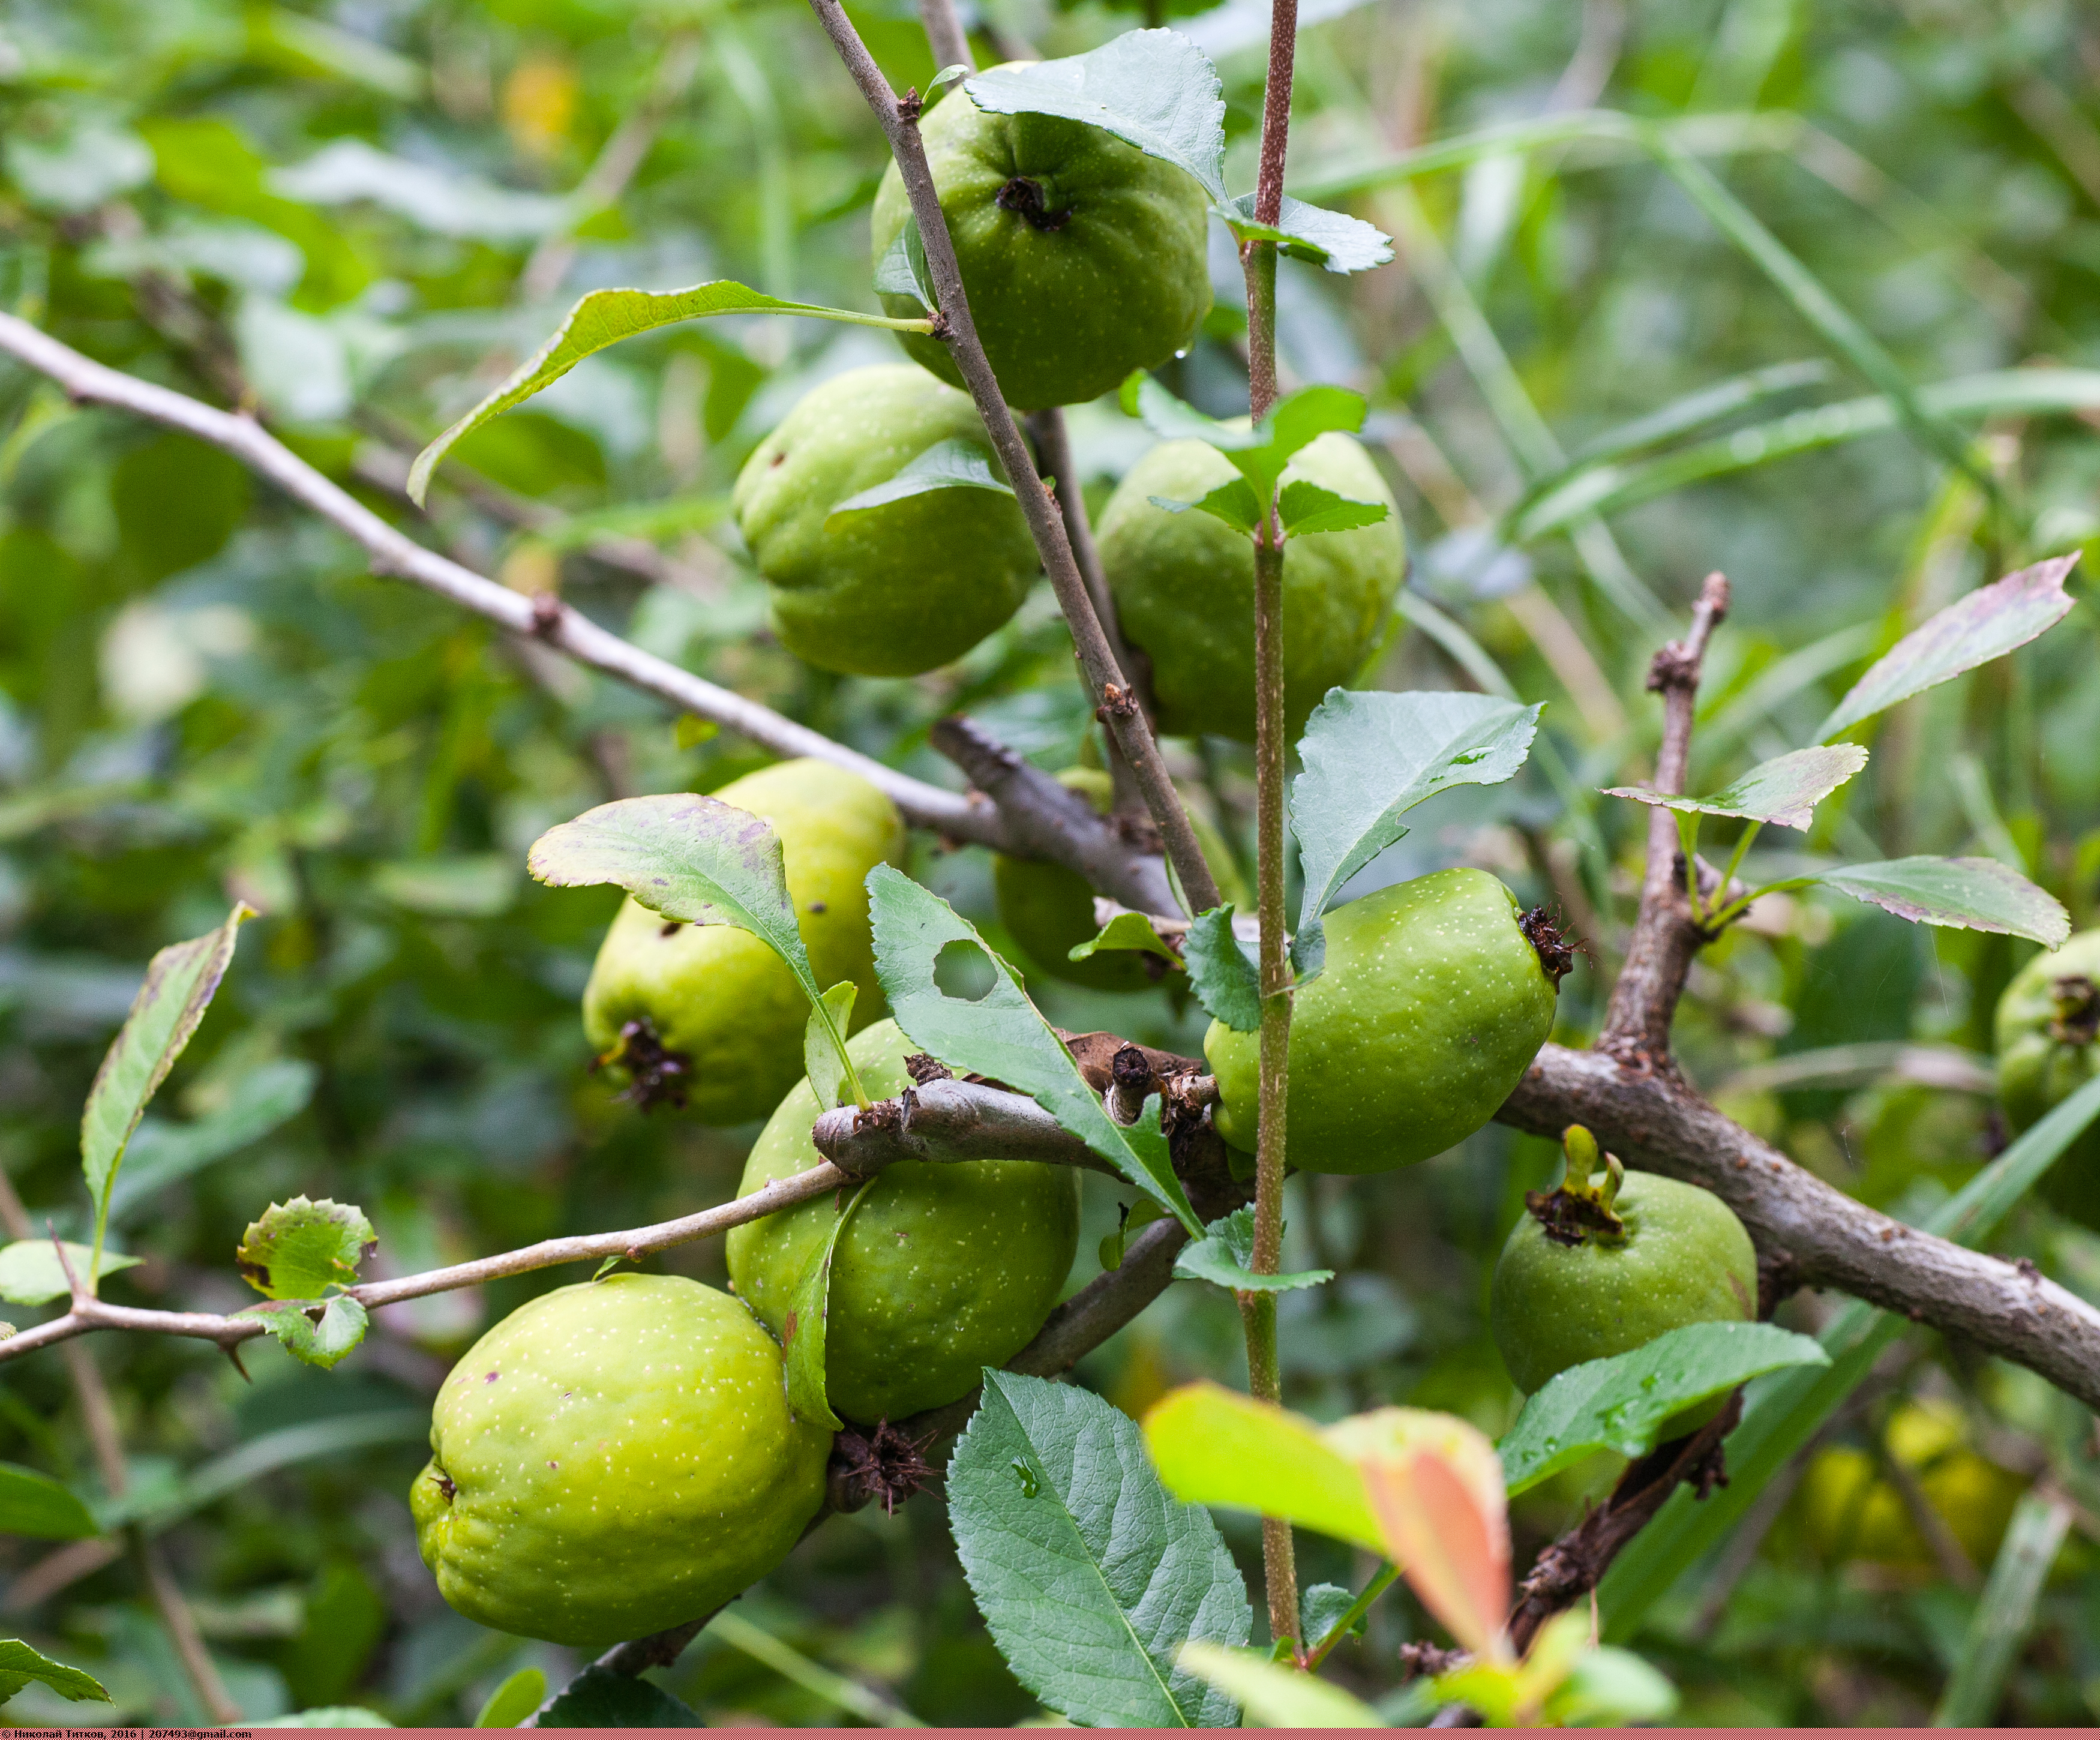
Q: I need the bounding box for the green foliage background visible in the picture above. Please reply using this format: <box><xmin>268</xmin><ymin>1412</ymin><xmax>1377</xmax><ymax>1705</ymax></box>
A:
<box><xmin>2</xmin><ymin>0</ymin><xmax>2099</xmax><ymax>1723</ymax></box>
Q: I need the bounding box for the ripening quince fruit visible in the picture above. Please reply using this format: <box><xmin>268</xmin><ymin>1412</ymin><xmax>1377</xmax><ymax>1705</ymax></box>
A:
<box><xmin>1489</xmin><ymin>1135</ymin><xmax>1757</xmax><ymax>1436</ymax></box>
<box><xmin>1798</xmin><ymin>1399</ymin><xmax>2026</xmax><ymax>1572</ymax></box>
<box><xmin>733</xmin><ymin>365</ymin><xmax>1038</xmax><ymax>677</ymax></box>
<box><xmin>1099</xmin><ymin>433</ymin><xmax>1404</xmax><ymax>742</ymax></box>
<box><xmin>1204</xmin><ymin>868</ymin><xmax>1559</xmax><ymax>1172</ymax></box>
<box><xmin>727</xmin><ymin>1019</ymin><xmax>1079</xmax><ymax>1424</ymax></box>
<box><xmin>410</xmin><ymin>1273</ymin><xmax>829</xmax><ymax>1647</ymax></box>
<box><xmin>1995</xmin><ymin>928</ymin><xmax>2100</xmax><ymax>1228</ymax></box>
<box><xmin>870</xmin><ymin>83</ymin><xmax>1211</xmax><ymax>411</ymax></box>
<box><xmin>993</xmin><ymin>767</ymin><xmax>1153</xmax><ymax>994</ymax></box>
<box><xmin>581</xmin><ymin>758</ymin><xmax>902</xmax><ymax>1124</ymax></box>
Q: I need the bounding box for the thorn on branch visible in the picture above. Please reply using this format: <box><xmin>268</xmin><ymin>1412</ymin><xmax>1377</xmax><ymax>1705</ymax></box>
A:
<box><xmin>898</xmin><ymin>86</ymin><xmax>923</xmax><ymax>122</ymax></box>
<box><xmin>529</xmin><ymin>593</ymin><xmax>566</xmax><ymax>638</ymax></box>
<box><xmin>904</xmin><ymin>1052</ymin><xmax>952</xmax><ymax>1085</ymax></box>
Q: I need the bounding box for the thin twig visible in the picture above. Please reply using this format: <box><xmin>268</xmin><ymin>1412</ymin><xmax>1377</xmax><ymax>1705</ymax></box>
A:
<box><xmin>800</xmin><ymin>0</ymin><xmax>1222</xmax><ymax>916</ymax></box>
<box><xmin>916</xmin><ymin>0</ymin><xmax>974</xmax><ymax>80</ymax></box>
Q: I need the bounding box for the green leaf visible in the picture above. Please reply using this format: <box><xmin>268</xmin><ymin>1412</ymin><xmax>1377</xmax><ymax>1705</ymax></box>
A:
<box><xmin>1172</xmin><ymin>1207</ymin><xmax>1332</xmax><ymax>1292</ymax></box>
<box><xmin>1182</xmin><ymin>905</ymin><xmax>1261</xmax><ymax>1033</ymax></box>
<box><xmin>1143</xmin><ymin>1382</ymin><xmax>1385</xmax><ymax>1554</ymax></box>
<box><xmin>868</xmin><ymin>867</ymin><xmax>1200</xmax><ymax>1232</ymax></box>
<box><xmin>407</xmin><ymin>283</ymin><xmax>934</xmax><ymax>503</ymax></box>
<box><xmin>1600</xmin><ymin>1070</ymin><xmax>2100</xmax><ymax>1638</ymax></box>
<box><xmin>1810</xmin><ymin>856</ymin><xmax>2070</xmax><ymax>946</ymax></box>
<box><xmin>1149</xmin><ymin>479</ymin><xmax>1264</xmax><ymax>533</ymax></box>
<box><xmin>0</xmin><ymin>1639</ymin><xmax>110</xmax><ymax>1706</ymax></box>
<box><xmin>1930</xmin><ymin>1491</ymin><xmax>2073</xmax><ymax>1726</ymax></box>
<box><xmin>782</xmin><ymin>1181</ymin><xmax>872</xmax><ymax>1433</ymax></box>
<box><xmin>1496</xmin><ymin>1322</ymin><xmax>1829</xmax><ymax>1498</ymax></box>
<box><xmin>1544</xmin><ymin>1645</ymin><xmax>1679</xmax><ymax>1728</ymax></box>
<box><xmin>533</xmin><ymin>1664</ymin><xmax>700</xmax><ymax>1727</ymax></box>
<box><xmin>1069</xmin><ymin>911</ymin><xmax>1183</xmax><ymax>967</ymax></box>
<box><xmin>964</xmin><ymin>30</ymin><xmax>1227</xmax><ymax>199</ymax></box>
<box><xmin>872</xmin><ymin>214</ymin><xmax>935</xmax><ymax>309</ymax></box>
<box><xmin>1216</xmin><ymin>193</ymin><xmax>1394</xmax><ymax>275</ymax></box>
<box><xmin>529</xmin><ymin>793</ymin><xmax>824</xmax><ymax>1012</ymax></box>
<box><xmin>803</xmin><ymin>982</ymin><xmax>859</xmax><ymax>1112</ymax></box>
<box><xmin>1291</xmin><ymin>691</ymin><xmax>1543</xmax><ymax>945</ymax></box>
<box><xmin>1298</xmin><ymin>1583</ymin><xmax>1362</xmax><ymax>1652</ymax></box>
<box><xmin>1818</xmin><ymin>555</ymin><xmax>2081</xmax><ymax>742</ymax></box>
<box><xmin>1126</xmin><ymin>378</ymin><xmax>1367</xmax><ymax>503</ymax></box>
<box><xmin>81</xmin><ymin>902</ymin><xmax>254</xmax><ymax>1291</ymax></box>
<box><xmin>0</xmin><ymin>1461</ymin><xmax>99</xmax><ymax>1540</ymax></box>
<box><xmin>825</xmin><ymin>437</ymin><xmax>1015</xmax><ymax>524</ymax></box>
<box><xmin>1601</xmin><ymin>743</ymin><xmax>1868</xmax><ymax>832</ymax></box>
<box><xmin>475</xmin><ymin>1666</ymin><xmax>547</xmax><ymax>1727</ymax></box>
<box><xmin>1100</xmin><ymin>1195</ymin><xmax>1169</xmax><ymax>1271</ymax></box>
<box><xmin>1276</xmin><ymin>479</ymin><xmax>1390</xmax><ymax>538</ymax></box>
<box><xmin>1176</xmin><ymin>1644</ymin><xmax>1381</xmax><ymax>1727</ymax></box>
<box><xmin>256</xmin><ymin>1709</ymin><xmax>392</xmax><ymax>1727</ymax></box>
<box><xmin>947</xmin><ymin>1370</ymin><xmax>1251</xmax><ymax>1727</ymax></box>
<box><xmin>236</xmin><ymin>1196</ymin><xmax>376</xmax><ymax>1300</ymax></box>
<box><xmin>0</xmin><ymin>1241</ymin><xmax>141</xmax><ymax>1307</ymax></box>
<box><xmin>236</xmin><ymin>1294</ymin><xmax>370</xmax><ymax>1370</ymax></box>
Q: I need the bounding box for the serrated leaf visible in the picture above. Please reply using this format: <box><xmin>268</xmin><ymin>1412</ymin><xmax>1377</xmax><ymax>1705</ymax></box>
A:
<box><xmin>1811</xmin><ymin>856</ymin><xmax>2070</xmax><ymax>946</ymax></box>
<box><xmin>964</xmin><ymin>30</ymin><xmax>1227</xmax><ymax>199</ymax></box>
<box><xmin>1183</xmin><ymin>905</ymin><xmax>1261</xmax><ymax>1033</ymax></box>
<box><xmin>1143</xmin><ymin>1383</ymin><xmax>1384</xmax><ymax>1554</ymax></box>
<box><xmin>949</xmin><ymin>1371</ymin><xmax>1250</xmax><ymax>1727</ymax></box>
<box><xmin>1496</xmin><ymin>1322</ymin><xmax>1829</xmax><ymax>1498</ymax></box>
<box><xmin>1172</xmin><ymin>1207</ymin><xmax>1331</xmax><ymax>1292</ymax></box>
<box><xmin>872</xmin><ymin>213</ymin><xmax>935</xmax><ymax>308</ymax></box>
<box><xmin>782</xmin><ymin>1181</ymin><xmax>872</xmax><ymax>1433</ymax></box>
<box><xmin>1819</xmin><ymin>554</ymin><xmax>2080</xmax><ymax>741</ymax></box>
<box><xmin>473</xmin><ymin>1667</ymin><xmax>546</xmax><ymax>1728</ymax></box>
<box><xmin>1217</xmin><ymin>192</ymin><xmax>1394</xmax><ymax>274</ymax></box>
<box><xmin>1069</xmin><ymin>911</ymin><xmax>1182</xmax><ymax>965</ymax></box>
<box><xmin>237</xmin><ymin>1294</ymin><xmax>369</xmax><ymax>1370</ymax></box>
<box><xmin>407</xmin><ymin>283</ymin><xmax>935</xmax><ymax>503</ymax></box>
<box><xmin>533</xmin><ymin>1664</ymin><xmax>699</xmax><ymax>1727</ymax></box>
<box><xmin>1291</xmin><ymin>691</ymin><xmax>1543</xmax><ymax>936</ymax></box>
<box><xmin>1127</xmin><ymin>378</ymin><xmax>1367</xmax><ymax>504</ymax></box>
<box><xmin>1177</xmin><ymin>1645</ymin><xmax>1381</xmax><ymax>1727</ymax></box>
<box><xmin>825</xmin><ymin>437</ymin><xmax>1015</xmax><ymax>524</ymax></box>
<box><xmin>1276</xmin><ymin>478</ymin><xmax>1389</xmax><ymax>538</ymax></box>
<box><xmin>803</xmin><ymin>982</ymin><xmax>859</xmax><ymax>1112</ymax></box>
<box><xmin>1601</xmin><ymin>743</ymin><xmax>1868</xmax><ymax>832</ymax></box>
<box><xmin>0</xmin><ymin>1462</ymin><xmax>99</xmax><ymax>1540</ymax></box>
<box><xmin>1298</xmin><ymin>1583</ymin><xmax>1362</xmax><ymax>1651</ymax></box>
<box><xmin>0</xmin><ymin>1241</ymin><xmax>140</xmax><ymax>1307</ymax></box>
<box><xmin>82</xmin><ymin>902</ymin><xmax>254</xmax><ymax>1289</ymax></box>
<box><xmin>1150</xmin><ymin>479</ymin><xmax>1262</xmax><ymax>533</ymax></box>
<box><xmin>236</xmin><ymin>1196</ymin><xmax>376</xmax><ymax>1300</ymax></box>
<box><xmin>0</xmin><ymin>1639</ymin><xmax>110</xmax><ymax>1706</ymax></box>
<box><xmin>868</xmin><ymin>867</ymin><xmax>1199</xmax><ymax>1231</ymax></box>
<box><xmin>529</xmin><ymin>794</ymin><xmax>824</xmax><ymax>1010</ymax></box>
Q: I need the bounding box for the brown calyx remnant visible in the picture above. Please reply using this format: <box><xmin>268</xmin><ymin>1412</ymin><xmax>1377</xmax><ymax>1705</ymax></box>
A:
<box><xmin>828</xmin><ymin>1420</ymin><xmax>938</xmax><ymax>1516</ymax></box>
<box><xmin>904</xmin><ymin>1052</ymin><xmax>953</xmax><ymax>1085</ymax></box>
<box><xmin>1523</xmin><ymin>1183</ymin><xmax>1625</xmax><ymax>1248</ymax></box>
<box><xmin>434</xmin><ymin>1471</ymin><xmax>457</xmax><ymax>1502</ymax></box>
<box><xmin>2050</xmin><ymin>974</ymin><xmax>2100</xmax><ymax>1048</ymax></box>
<box><xmin>995</xmin><ymin>176</ymin><xmax>1073</xmax><ymax>232</ymax></box>
<box><xmin>591</xmin><ymin>1018</ymin><xmax>692</xmax><ymax>1112</ymax></box>
<box><xmin>1519</xmin><ymin>904</ymin><xmax>1580</xmax><ymax>986</ymax></box>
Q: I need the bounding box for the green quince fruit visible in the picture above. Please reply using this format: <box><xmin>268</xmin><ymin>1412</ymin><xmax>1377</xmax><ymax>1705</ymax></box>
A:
<box><xmin>1489</xmin><ymin>1127</ymin><xmax>1756</xmax><ymax>1436</ymax></box>
<box><xmin>581</xmin><ymin>758</ymin><xmax>903</xmax><ymax>1124</ymax></box>
<box><xmin>870</xmin><ymin>83</ymin><xmax>1211</xmax><ymax>411</ymax></box>
<box><xmin>1798</xmin><ymin>1399</ymin><xmax>2025</xmax><ymax>1571</ymax></box>
<box><xmin>727</xmin><ymin>1019</ymin><xmax>1079</xmax><ymax>1424</ymax></box>
<box><xmin>1204</xmin><ymin>868</ymin><xmax>1561</xmax><ymax>1172</ymax></box>
<box><xmin>1995</xmin><ymin>928</ymin><xmax>2100</xmax><ymax>1228</ymax></box>
<box><xmin>411</xmin><ymin>1273</ymin><xmax>829</xmax><ymax>1647</ymax></box>
<box><xmin>733</xmin><ymin>365</ymin><xmax>1038</xmax><ymax>677</ymax></box>
<box><xmin>1099</xmin><ymin>433</ymin><xmax>1403</xmax><ymax>742</ymax></box>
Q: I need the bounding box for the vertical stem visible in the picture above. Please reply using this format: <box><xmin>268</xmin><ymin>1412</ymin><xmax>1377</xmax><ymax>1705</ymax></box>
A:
<box><xmin>1238</xmin><ymin>0</ymin><xmax>1300</xmax><ymax>1649</ymax></box>
<box><xmin>917</xmin><ymin>0</ymin><xmax>974</xmax><ymax>75</ymax></box>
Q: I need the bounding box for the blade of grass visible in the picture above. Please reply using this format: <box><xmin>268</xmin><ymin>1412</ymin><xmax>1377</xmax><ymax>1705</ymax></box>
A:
<box><xmin>1930</xmin><ymin>1491</ymin><xmax>2072</xmax><ymax>1726</ymax></box>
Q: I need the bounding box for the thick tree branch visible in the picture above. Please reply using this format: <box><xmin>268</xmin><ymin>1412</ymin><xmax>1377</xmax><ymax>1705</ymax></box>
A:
<box><xmin>1597</xmin><ymin>569</ymin><xmax>1729</xmax><ymax>1070</ymax></box>
<box><xmin>801</xmin><ymin>0</ymin><xmax>1222</xmax><ymax>916</ymax></box>
<box><xmin>814</xmin><ymin>1079</ymin><xmax>1123</xmax><ymax>1175</ymax></box>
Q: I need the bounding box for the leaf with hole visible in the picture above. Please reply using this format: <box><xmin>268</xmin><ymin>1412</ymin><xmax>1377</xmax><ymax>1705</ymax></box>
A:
<box><xmin>1496</xmin><ymin>1321</ymin><xmax>1829</xmax><ymax>1498</ymax></box>
<box><xmin>1182</xmin><ymin>905</ymin><xmax>1261</xmax><ymax>1033</ymax></box>
<box><xmin>964</xmin><ymin>29</ymin><xmax>1227</xmax><ymax>199</ymax></box>
<box><xmin>947</xmin><ymin>1370</ymin><xmax>1250</xmax><ymax>1727</ymax></box>
<box><xmin>1819</xmin><ymin>555</ymin><xmax>2080</xmax><ymax>741</ymax></box>
<box><xmin>82</xmin><ymin>902</ymin><xmax>253</xmax><ymax>1289</ymax></box>
<box><xmin>1172</xmin><ymin>1207</ymin><xmax>1331</xmax><ymax>1292</ymax></box>
<box><xmin>1602</xmin><ymin>743</ymin><xmax>1867</xmax><ymax>832</ymax></box>
<box><xmin>1217</xmin><ymin>192</ymin><xmax>1394</xmax><ymax>275</ymax></box>
<box><xmin>1809</xmin><ymin>856</ymin><xmax>2069</xmax><ymax>946</ymax></box>
<box><xmin>407</xmin><ymin>282</ymin><xmax>934</xmax><ymax>502</ymax></box>
<box><xmin>0</xmin><ymin>1241</ymin><xmax>140</xmax><ymax>1307</ymax></box>
<box><xmin>236</xmin><ymin>1196</ymin><xmax>376</xmax><ymax>1300</ymax></box>
<box><xmin>824</xmin><ymin>437</ymin><xmax>1015</xmax><ymax>524</ymax></box>
<box><xmin>0</xmin><ymin>1462</ymin><xmax>98</xmax><ymax>1540</ymax></box>
<box><xmin>238</xmin><ymin>1294</ymin><xmax>370</xmax><ymax>1370</ymax></box>
<box><xmin>868</xmin><ymin>866</ymin><xmax>1198</xmax><ymax>1230</ymax></box>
